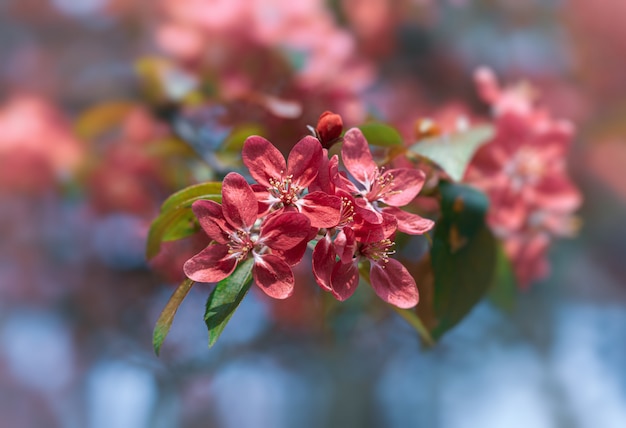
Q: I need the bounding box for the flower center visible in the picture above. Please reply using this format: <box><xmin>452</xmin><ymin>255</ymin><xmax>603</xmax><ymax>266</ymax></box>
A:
<box><xmin>338</xmin><ymin>196</ymin><xmax>355</xmax><ymax>227</ymax></box>
<box><xmin>366</xmin><ymin>169</ymin><xmax>401</xmax><ymax>202</ymax></box>
<box><xmin>360</xmin><ymin>238</ymin><xmax>395</xmax><ymax>264</ymax></box>
<box><xmin>268</xmin><ymin>174</ymin><xmax>301</xmax><ymax>206</ymax></box>
<box><xmin>227</xmin><ymin>230</ymin><xmax>255</xmax><ymax>261</ymax></box>
<box><xmin>506</xmin><ymin>148</ymin><xmax>545</xmax><ymax>191</ymax></box>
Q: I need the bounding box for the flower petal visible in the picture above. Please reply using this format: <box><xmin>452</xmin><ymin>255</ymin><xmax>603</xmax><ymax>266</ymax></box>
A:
<box><xmin>260</xmin><ymin>212</ymin><xmax>311</xmax><ymax>250</ymax></box>
<box><xmin>183</xmin><ymin>244</ymin><xmax>237</xmax><ymax>283</ymax></box>
<box><xmin>333</xmin><ymin>227</ymin><xmax>356</xmax><ymax>264</ymax></box>
<box><xmin>242</xmin><ymin>135</ymin><xmax>286</xmax><ymax>187</ymax></box>
<box><xmin>287</xmin><ymin>135</ymin><xmax>323</xmax><ymax>188</ymax></box>
<box><xmin>353</xmin><ymin>214</ymin><xmax>397</xmax><ymax>243</ymax></box>
<box><xmin>341</xmin><ymin>128</ymin><xmax>378</xmax><ymax>186</ymax></box>
<box><xmin>378</xmin><ymin>168</ymin><xmax>426</xmax><ymax>206</ymax></box>
<box><xmin>382</xmin><ymin>207</ymin><xmax>434</xmax><ymax>235</ymax></box>
<box><xmin>222</xmin><ymin>172</ymin><xmax>258</xmax><ymax>229</ymax></box>
<box><xmin>312</xmin><ymin>237</ymin><xmax>335</xmax><ymax>291</ymax></box>
<box><xmin>191</xmin><ymin>199</ymin><xmax>230</xmax><ymax>244</ymax></box>
<box><xmin>253</xmin><ymin>254</ymin><xmax>294</xmax><ymax>299</ymax></box>
<box><xmin>370</xmin><ymin>259</ymin><xmax>419</xmax><ymax>308</ymax></box>
<box><xmin>296</xmin><ymin>192</ymin><xmax>342</xmax><ymax>228</ymax></box>
<box><xmin>330</xmin><ymin>261</ymin><xmax>359</xmax><ymax>301</ymax></box>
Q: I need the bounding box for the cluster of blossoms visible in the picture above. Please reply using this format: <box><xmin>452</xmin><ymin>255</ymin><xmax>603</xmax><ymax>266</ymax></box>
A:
<box><xmin>156</xmin><ymin>0</ymin><xmax>373</xmax><ymax>132</ymax></box>
<box><xmin>465</xmin><ymin>68</ymin><xmax>582</xmax><ymax>286</ymax></box>
<box><xmin>183</xmin><ymin>117</ymin><xmax>434</xmax><ymax>308</ymax></box>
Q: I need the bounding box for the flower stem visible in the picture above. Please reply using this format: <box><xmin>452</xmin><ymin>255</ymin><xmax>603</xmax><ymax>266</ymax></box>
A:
<box><xmin>390</xmin><ymin>306</ymin><xmax>435</xmax><ymax>348</ymax></box>
<box><xmin>358</xmin><ymin>261</ymin><xmax>436</xmax><ymax>347</ymax></box>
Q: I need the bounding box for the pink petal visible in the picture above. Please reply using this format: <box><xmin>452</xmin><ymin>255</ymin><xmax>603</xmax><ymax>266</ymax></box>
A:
<box><xmin>378</xmin><ymin>168</ymin><xmax>425</xmax><ymax>207</ymax></box>
<box><xmin>370</xmin><ymin>259</ymin><xmax>419</xmax><ymax>308</ymax></box>
<box><xmin>533</xmin><ymin>175</ymin><xmax>582</xmax><ymax>212</ymax></box>
<box><xmin>312</xmin><ymin>237</ymin><xmax>335</xmax><ymax>291</ymax></box>
<box><xmin>222</xmin><ymin>172</ymin><xmax>258</xmax><ymax>229</ymax></box>
<box><xmin>341</xmin><ymin>128</ymin><xmax>378</xmax><ymax>186</ymax></box>
<box><xmin>382</xmin><ymin>207</ymin><xmax>434</xmax><ymax>235</ymax></box>
<box><xmin>334</xmin><ymin>227</ymin><xmax>356</xmax><ymax>264</ymax></box>
<box><xmin>296</xmin><ymin>192</ymin><xmax>342</xmax><ymax>228</ymax></box>
<box><xmin>287</xmin><ymin>135</ymin><xmax>323</xmax><ymax>188</ymax></box>
<box><xmin>183</xmin><ymin>244</ymin><xmax>238</xmax><ymax>283</ymax></box>
<box><xmin>253</xmin><ymin>254</ymin><xmax>295</xmax><ymax>299</ymax></box>
<box><xmin>260</xmin><ymin>212</ymin><xmax>311</xmax><ymax>250</ymax></box>
<box><xmin>251</xmin><ymin>183</ymin><xmax>273</xmax><ymax>216</ymax></box>
<box><xmin>242</xmin><ymin>135</ymin><xmax>286</xmax><ymax>187</ymax></box>
<box><xmin>274</xmin><ymin>238</ymin><xmax>309</xmax><ymax>266</ymax></box>
<box><xmin>191</xmin><ymin>199</ymin><xmax>230</xmax><ymax>244</ymax></box>
<box><xmin>353</xmin><ymin>214</ymin><xmax>397</xmax><ymax>243</ymax></box>
<box><xmin>330</xmin><ymin>261</ymin><xmax>359</xmax><ymax>301</ymax></box>
<box><xmin>309</xmin><ymin>151</ymin><xmax>332</xmax><ymax>194</ymax></box>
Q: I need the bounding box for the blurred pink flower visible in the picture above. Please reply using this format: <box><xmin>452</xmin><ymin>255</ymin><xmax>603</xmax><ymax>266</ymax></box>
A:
<box><xmin>0</xmin><ymin>96</ymin><xmax>83</xmax><ymax>194</ymax></box>
<box><xmin>465</xmin><ymin>68</ymin><xmax>582</xmax><ymax>287</ymax></box>
<box><xmin>156</xmin><ymin>0</ymin><xmax>373</xmax><ymax>129</ymax></box>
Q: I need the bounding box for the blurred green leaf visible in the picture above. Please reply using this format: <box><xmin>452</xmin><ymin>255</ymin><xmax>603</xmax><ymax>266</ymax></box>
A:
<box><xmin>205</xmin><ymin>258</ymin><xmax>255</xmax><ymax>347</ymax></box>
<box><xmin>358</xmin><ymin>122</ymin><xmax>404</xmax><ymax>147</ymax></box>
<box><xmin>430</xmin><ymin>181</ymin><xmax>497</xmax><ymax>339</ymax></box>
<box><xmin>223</xmin><ymin>124</ymin><xmax>265</xmax><ymax>152</ymax></box>
<box><xmin>146</xmin><ymin>137</ymin><xmax>198</xmax><ymax>158</ymax></box>
<box><xmin>160</xmin><ymin>182</ymin><xmax>222</xmax><ymax>212</ymax></box>
<box><xmin>153</xmin><ymin>278</ymin><xmax>194</xmax><ymax>356</ymax></box>
<box><xmin>409</xmin><ymin>125</ymin><xmax>494</xmax><ymax>181</ymax></box>
<box><xmin>75</xmin><ymin>101</ymin><xmax>136</xmax><ymax>140</ymax></box>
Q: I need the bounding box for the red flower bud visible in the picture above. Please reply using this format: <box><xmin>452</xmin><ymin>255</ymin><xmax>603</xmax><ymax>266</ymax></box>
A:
<box><xmin>315</xmin><ymin>111</ymin><xmax>343</xmax><ymax>149</ymax></box>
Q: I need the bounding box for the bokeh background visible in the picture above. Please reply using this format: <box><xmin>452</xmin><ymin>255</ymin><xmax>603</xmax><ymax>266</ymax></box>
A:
<box><xmin>1</xmin><ymin>0</ymin><xmax>626</xmax><ymax>427</ymax></box>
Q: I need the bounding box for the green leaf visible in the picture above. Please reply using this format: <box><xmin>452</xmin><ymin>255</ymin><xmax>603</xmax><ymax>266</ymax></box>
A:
<box><xmin>153</xmin><ymin>278</ymin><xmax>194</xmax><ymax>356</ymax></box>
<box><xmin>160</xmin><ymin>182</ymin><xmax>222</xmax><ymax>212</ymax></box>
<box><xmin>162</xmin><ymin>210</ymin><xmax>199</xmax><ymax>242</ymax></box>
<box><xmin>204</xmin><ymin>258</ymin><xmax>255</xmax><ymax>347</ymax></box>
<box><xmin>487</xmin><ymin>245</ymin><xmax>518</xmax><ymax>312</ymax></box>
<box><xmin>408</xmin><ymin>125</ymin><xmax>494</xmax><ymax>181</ymax></box>
<box><xmin>430</xmin><ymin>181</ymin><xmax>497</xmax><ymax>339</ymax></box>
<box><xmin>146</xmin><ymin>208</ymin><xmax>199</xmax><ymax>259</ymax></box>
<box><xmin>147</xmin><ymin>182</ymin><xmax>222</xmax><ymax>260</ymax></box>
<box><xmin>358</xmin><ymin>122</ymin><xmax>404</xmax><ymax>147</ymax></box>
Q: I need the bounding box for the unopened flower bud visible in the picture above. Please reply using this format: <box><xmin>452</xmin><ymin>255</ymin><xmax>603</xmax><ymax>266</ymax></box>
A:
<box><xmin>315</xmin><ymin>111</ymin><xmax>343</xmax><ymax>149</ymax></box>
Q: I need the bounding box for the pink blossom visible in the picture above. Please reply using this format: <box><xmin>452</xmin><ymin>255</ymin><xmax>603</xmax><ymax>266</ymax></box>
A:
<box><xmin>339</xmin><ymin>128</ymin><xmax>434</xmax><ymax>234</ymax></box>
<box><xmin>465</xmin><ymin>68</ymin><xmax>582</xmax><ymax>286</ymax></box>
<box><xmin>242</xmin><ymin>135</ymin><xmax>342</xmax><ymax>228</ymax></box>
<box><xmin>184</xmin><ymin>173</ymin><xmax>312</xmax><ymax>299</ymax></box>
<box><xmin>0</xmin><ymin>96</ymin><xmax>83</xmax><ymax>193</ymax></box>
<box><xmin>313</xmin><ymin>217</ymin><xmax>419</xmax><ymax>309</ymax></box>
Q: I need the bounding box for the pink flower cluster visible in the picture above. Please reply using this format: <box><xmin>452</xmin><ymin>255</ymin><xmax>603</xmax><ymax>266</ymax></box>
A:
<box><xmin>0</xmin><ymin>96</ymin><xmax>83</xmax><ymax>194</ymax></box>
<box><xmin>156</xmin><ymin>0</ymin><xmax>373</xmax><ymax>125</ymax></box>
<box><xmin>184</xmin><ymin>125</ymin><xmax>433</xmax><ymax>308</ymax></box>
<box><xmin>465</xmin><ymin>68</ymin><xmax>582</xmax><ymax>287</ymax></box>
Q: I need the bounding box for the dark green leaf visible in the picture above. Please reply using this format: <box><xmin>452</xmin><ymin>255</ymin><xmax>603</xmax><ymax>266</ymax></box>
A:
<box><xmin>160</xmin><ymin>182</ymin><xmax>222</xmax><ymax>212</ymax></box>
<box><xmin>153</xmin><ymin>278</ymin><xmax>194</xmax><ymax>356</ymax></box>
<box><xmin>487</xmin><ymin>245</ymin><xmax>518</xmax><ymax>312</ymax></box>
<box><xmin>358</xmin><ymin>122</ymin><xmax>404</xmax><ymax>147</ymax></box>
<box><xmin>204</xmin><ymin>258</ymin><xmax>255</xmax><ymax>347</ymax></box>
<box><xmin>408</xmin><ymin>125</ymin><xmax>494</xmax><ymax>181</ymax></box>
<box><xmin>431</xmin><ymin>181</ymin><xmax>497</xmax><ymax>339</ymax></box>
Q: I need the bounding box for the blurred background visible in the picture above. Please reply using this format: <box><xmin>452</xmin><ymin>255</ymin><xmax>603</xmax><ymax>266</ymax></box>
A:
<box><xmin>1</xmin><ymin>0</ymin><xmax>626</xmax><ymax>427</ymax></box>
